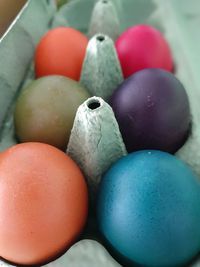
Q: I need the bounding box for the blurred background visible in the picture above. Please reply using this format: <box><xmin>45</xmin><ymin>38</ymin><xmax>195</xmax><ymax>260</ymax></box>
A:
<box><xmin>0</xmin><ymin>0</ymin><xmax>27</xmax><ymax>36</ymax></box>
<box><xmin>0</xmin><ymin>0</ymin><xmax>70</xmax><ymax>37</ymax></box>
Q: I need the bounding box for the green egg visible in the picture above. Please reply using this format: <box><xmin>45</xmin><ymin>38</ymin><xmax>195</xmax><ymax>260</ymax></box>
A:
<box><xmin>14</xmin><ymin>75</ymin><xmax>90</xmax><ymax>150</ymax></box>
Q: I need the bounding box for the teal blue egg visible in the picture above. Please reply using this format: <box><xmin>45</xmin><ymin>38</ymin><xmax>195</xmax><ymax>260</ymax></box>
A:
<box><xmin>97</xmin><ymin>150</ymin><xmax>200</xmax><ymax>266</ymax></box>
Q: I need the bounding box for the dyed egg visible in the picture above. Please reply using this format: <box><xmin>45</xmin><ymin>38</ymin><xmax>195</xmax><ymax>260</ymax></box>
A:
<box><xmin>97</xmin><ymin>150</ymin><xmax>200</xmax><ymax>267</ymax></box>
<box><xmin>14</xmin><ymin>75</ymin><xmax>90</xmax><ymax>150</ymax></box>
<box><xmin>109</xmin><ymin>68</ymin><xmax>190</xmax><ymax>153</ymax></box>
<box><xmin>35</xmin><ymin>27</ymin><xmax>88</xmax><ymax>81</ymax></box>
<box><xmin>115</xmin><ymin>25</ymin><xmax>173</xmax><ymax>78</ymax></box>
<box><xmin>0</xmin><ymin>142</ymin><xmax>88</xmax><ymax>266</ymax></box>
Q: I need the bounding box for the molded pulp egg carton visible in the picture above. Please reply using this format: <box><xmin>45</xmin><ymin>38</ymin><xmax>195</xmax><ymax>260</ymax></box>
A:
<box><xmin>1</xmin><ymin>0</ymin><xmax>200</xmax><ymax>266</ymax></box>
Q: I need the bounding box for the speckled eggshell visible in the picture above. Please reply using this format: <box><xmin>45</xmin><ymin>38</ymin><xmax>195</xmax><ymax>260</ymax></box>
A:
<box><xmin>109</xmin><ymin>68</ymin><xmax>191</xmax><ymax>153</ymax></box>
<box><xmin>0</xmin><ymin>143</ymin><xmax>88</xmax><ymax>266</ymax></box>
<box><xmin>97</xmin><ymin>150</ymin><xmax>200</xmax><ymax>267</ymax></box>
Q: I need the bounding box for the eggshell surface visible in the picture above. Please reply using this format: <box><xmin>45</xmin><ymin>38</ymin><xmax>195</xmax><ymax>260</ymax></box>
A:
<box><xmin>109</xmin><ymin>68</ymin><xmax>191</xmax><ymax>153</ymax></box>
<box><xmin>0</xmin><ymin>143</ymin><xmax>88</xmax><ymax>266</ymax></box>
<box><xmin>97</xmin><ymin>150</ymin><xmax>200</xmax><ymax>267</ymax></box>
<box><xmin>115</xmin><ymin>24</ymin><xmax>173</xmax><ymax>78</ymax></box>
<box><xmin>35</xmin><ymin>27</ymin><xmax>88</xmax><ymax>81</ymax></box>
<box><xmin>14</xmin><ymin>75</ymin><xmax>90</xmax><ymax>150</ymax></box>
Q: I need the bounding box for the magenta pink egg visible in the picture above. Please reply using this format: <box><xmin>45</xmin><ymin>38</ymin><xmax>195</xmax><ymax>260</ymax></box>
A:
<box><xmin>115</xmin><ymin>25</ymin><xmax>173</xmax><ymax>78</ymax></box>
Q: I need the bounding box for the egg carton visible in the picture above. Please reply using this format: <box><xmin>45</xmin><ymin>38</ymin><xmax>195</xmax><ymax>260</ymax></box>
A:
<box><xmin>0</xmin><ymin>0</ymin><xmax>200</xmax><ymax>266</ymax></box>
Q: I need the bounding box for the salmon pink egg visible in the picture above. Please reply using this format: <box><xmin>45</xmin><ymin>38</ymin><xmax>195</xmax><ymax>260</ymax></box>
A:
<box><xmin>0</xmin><ymin>142</ymin><xmax>88</xmax><ymax>266</ymax></box>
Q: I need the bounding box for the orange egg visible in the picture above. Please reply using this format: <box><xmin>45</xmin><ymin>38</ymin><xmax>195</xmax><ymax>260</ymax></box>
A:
<box><xmin>35</xmin><ymin>27</ymin><xmax>88</xmax><ymax>81</ymax></box>
<box><xmin>0</xmin><ymin>142</ymin><xmax>88</xmax><ymax>266</ymax></box>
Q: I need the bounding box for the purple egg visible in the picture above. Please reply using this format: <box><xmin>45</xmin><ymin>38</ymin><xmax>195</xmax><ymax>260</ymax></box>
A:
<box><xmin>109</xmin><ymin>68</ymin><xmax>191</xmax><ymax>153</ymax></box>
